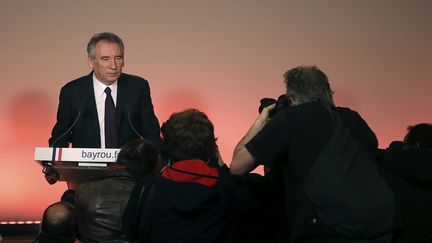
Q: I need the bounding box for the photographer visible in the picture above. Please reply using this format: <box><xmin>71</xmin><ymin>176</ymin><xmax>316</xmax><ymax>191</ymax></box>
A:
<box><xmin>379</xmin><ymin>123</ymin><xmax>432</xmax><ymax>242</ymax></box>
<box><xmin>230</xmin><ymin>65</ymin><xmax>395</xmax><ymax>243</ymax></box>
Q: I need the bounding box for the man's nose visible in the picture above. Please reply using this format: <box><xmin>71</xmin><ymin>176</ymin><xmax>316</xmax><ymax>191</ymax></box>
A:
<box><xmin>109</xmin><ymin>59</ymin><xmax>117</xmax><ymax>69</ymax></box>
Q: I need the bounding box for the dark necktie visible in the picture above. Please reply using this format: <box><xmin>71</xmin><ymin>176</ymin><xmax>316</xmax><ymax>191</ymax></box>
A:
<box><xmin>104</xmin><ymin>87</ymin><xmax>117</xmax><ymax>148</ymax></box>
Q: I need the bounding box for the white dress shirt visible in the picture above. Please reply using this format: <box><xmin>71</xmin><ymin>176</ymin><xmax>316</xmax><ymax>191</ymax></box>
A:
<box><xmin>93</xmin><ymin>74</ymin><xmax>118</xmax><ymax>148</ymax></box>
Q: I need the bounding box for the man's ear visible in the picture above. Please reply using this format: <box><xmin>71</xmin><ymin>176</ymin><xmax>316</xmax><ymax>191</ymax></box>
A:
<box><xmin>88</xmin><ymin>57</ymin><xmax>94</xmax><ymax>69</ymax></box>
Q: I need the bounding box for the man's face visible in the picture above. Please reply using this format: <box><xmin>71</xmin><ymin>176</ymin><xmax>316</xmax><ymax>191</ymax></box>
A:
<box><xmin>88</xmin><ymin>40</ymin><xmax>124</xmax><ymax>85</ymax></box>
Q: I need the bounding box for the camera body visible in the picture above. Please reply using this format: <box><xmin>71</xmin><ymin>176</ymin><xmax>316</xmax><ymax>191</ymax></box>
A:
<box><xmin>259</xmin><ymin>94</ymin><xmax>291</xmax><ymax>118</ymax></box>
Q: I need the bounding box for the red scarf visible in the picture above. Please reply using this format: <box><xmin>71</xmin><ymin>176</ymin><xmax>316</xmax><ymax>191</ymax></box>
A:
<box><xmin>162</xmin><ymin>159</ymin><xmax>220</xmax><ymax>187</ymax></box>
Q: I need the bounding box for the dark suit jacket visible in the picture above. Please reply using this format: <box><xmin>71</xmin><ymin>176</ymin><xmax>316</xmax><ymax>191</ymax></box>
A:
<box><xmin>49</xmin><ymin>72</ymin><xmax>161</xmax><ymax>149</ymax></box>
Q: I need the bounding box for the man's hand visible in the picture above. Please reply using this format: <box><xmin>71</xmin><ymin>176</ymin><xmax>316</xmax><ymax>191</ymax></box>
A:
<box><xmin>43</xmin><ymin>166</ymin><xmax>59</xmax><ymax>185</ymax></box>
<box><xmin>260</xmin><ymin>103</ymin><xmax>276</xmax><ymax>121</ymax></box>
<box><xmin>230</xmin><ymin>104</ymin><xmax>276</xmax><ymax>175</ymax></box>
<box><xmin>234</xmin><ymin>103</ymin><xmax>276</xmax><ymax>154</ymax></box>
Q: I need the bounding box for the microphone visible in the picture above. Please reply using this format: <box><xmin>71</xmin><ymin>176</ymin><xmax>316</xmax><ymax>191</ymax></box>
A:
<box><xmin>44</xmin><ymin>101</ymin><xmax>86</xmax><ymax>184</ymax></box>
<box><xmin>50</xmin><ymin>100</ymin><xmax>87</xmax><ymax>147</ymax></box>
<box><xmin>125</xmin><ymin>105</ymin><xmax>144</xmax><ymax>140</ymax></box>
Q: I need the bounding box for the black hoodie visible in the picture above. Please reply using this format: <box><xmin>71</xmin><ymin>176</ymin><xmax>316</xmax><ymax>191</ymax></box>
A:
<box><xmin>379</xmin><ymin>148</ymin><xmax>432</xmax><ymax>242</ymax></box>
<box><xmin>148</xmin><ymin>159</ymin><xmax>258</xmax><ymax>243</ymax></box>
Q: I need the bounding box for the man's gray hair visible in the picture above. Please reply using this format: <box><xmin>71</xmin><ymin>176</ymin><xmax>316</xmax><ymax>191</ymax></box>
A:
<box><xmin>284</xmin><ymin>65</ymin><xmax>334</xmax><ymax>106</ymax></box>
<box><xmin>87</xmin><ymin>32</ymin><xmax>124</xmax><ymax>59</ymax></box>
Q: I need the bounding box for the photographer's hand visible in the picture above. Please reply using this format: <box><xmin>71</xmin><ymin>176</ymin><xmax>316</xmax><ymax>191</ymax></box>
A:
<box><xmin>230</xmin><ymin>104</ymin><xmax>276</xmax><ymax>175</ymax></box>
<box><xmin>247</xmin><ymin>103</ymin><xmax>276</xmax><ymax>138</ymax></box>
<box><xmin>260</xmin><ymin>103</ymin><xmax>276</xmax><ymax>121</ymax></box>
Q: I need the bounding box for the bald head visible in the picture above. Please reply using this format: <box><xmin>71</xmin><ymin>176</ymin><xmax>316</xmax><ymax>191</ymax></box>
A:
<box><xmin>43</xmin><ymin>202</ymin><xmax>72</xmax><ymax>225</ymax></box>
<box><xmin>41</xmin><ymin>202</ymin><xmax>74</xmax><ymax>240</ymax></box>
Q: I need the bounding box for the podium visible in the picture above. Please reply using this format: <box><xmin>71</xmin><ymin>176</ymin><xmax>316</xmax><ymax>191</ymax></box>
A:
<box><xmin>34</xmin><ymin>147</ymin><xmax>121</xmax><ymax>190</ymax></box>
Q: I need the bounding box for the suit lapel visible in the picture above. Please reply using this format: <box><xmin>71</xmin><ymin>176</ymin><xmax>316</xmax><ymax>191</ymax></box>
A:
<box><xmin>116</xmin><ymin>74</ymin><xmax>127</xmax><ymax>132</ymax></box>
<box><xmin>83</xmin><ymin>73</ymin><xmax>101</xmax><ymax>141</ymax></box>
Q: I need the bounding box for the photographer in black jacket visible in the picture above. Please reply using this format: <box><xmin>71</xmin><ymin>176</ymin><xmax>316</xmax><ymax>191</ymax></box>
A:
<box><xmin>230</xmin><ymin>65</ymin><xmax>395</xmax><ymax>243</ymax></box>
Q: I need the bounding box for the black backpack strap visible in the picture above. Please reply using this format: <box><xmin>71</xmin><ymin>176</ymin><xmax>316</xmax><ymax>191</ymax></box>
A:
<box><xmin>303</xmin><ymin>105</ymin><xmax>395</xmax><ymax>238</ymax></box>
<box><xmin>135</xmin><ymin>181</ymin><xmax>156</xmax><ymax>242</ymax></box>
<box><xmin>122</xmin><ymin>175</ymin><xmax>157</xmax><ymax>242</ymax></box>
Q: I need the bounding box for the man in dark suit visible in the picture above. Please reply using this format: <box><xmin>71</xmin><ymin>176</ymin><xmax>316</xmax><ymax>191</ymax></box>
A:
<box><xmin>45</xmin><ymin>32</ymin><xmax>161</xmax><ymax>184</ymax></box>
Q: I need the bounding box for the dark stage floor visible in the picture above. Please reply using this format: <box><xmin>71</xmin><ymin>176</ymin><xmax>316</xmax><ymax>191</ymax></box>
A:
<box><xmin>0</xmin><ymin>224</ymin><xmax>38</xmax><ymax>243</ymax></box>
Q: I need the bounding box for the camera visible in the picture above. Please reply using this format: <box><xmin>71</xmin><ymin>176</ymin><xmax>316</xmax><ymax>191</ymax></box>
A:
<box><xmin>259</xmin><ymin>94</ymin><xmax>291</xmax><ymax>118</ymax></box>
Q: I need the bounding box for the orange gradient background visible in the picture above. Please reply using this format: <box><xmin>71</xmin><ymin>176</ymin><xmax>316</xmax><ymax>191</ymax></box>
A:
<box><xmin>0</xmin><ymin>0</ymin><xmax>431</xmax><ymax>221</ymax></box>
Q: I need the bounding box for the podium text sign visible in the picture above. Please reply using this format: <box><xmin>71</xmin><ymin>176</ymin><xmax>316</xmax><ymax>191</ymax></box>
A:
<box><xmin>34</xmin><ymin>147</ymin><xmax>120</xmax><ymax>190</ymax></box>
